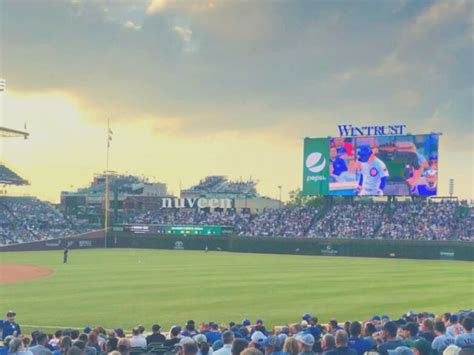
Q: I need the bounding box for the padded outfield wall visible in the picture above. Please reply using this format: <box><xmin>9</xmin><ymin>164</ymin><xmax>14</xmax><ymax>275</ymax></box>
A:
<box><xmin>109</xmin><ymin>232</ymin><xmax>473</xmax><ymax>261</ymax></box>
<box><xmin>1</xmin><ymin>231</ymin><xmax>472</xmax><ymax>261</ymax></box>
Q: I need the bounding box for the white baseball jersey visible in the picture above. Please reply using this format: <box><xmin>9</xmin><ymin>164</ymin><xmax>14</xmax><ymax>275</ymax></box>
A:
<box><xmin>360</xmin><ymin>157</ymin><xmax>389</xmax><ymax>195</ymax></box>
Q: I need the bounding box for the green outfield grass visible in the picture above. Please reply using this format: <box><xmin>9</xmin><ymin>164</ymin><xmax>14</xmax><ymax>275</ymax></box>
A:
<box><xmin>1</xmin><ymin>249</ymin><xmax>473</xmax><ymax>333</ymax></box>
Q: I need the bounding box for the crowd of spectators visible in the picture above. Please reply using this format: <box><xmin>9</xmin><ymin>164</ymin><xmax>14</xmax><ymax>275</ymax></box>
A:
<box><xmin>1</xmin><ymin>197</ymin><xmax>472</xmax><ymax>245</ymax></box>
<box><xmin>378</xmin><ymin>201</ymin><xmax>472</xmax><ymax>241</ymax></box>
<box><xmin>0</xmin><ymin>197</ymin><xmax>92</xmax><ymax>246</ymax></box>
<box><xmin>307</xmin><ymin>202</ymin><xmax>385</xmax><ymax>239</ymax></box>
<box><xmin>1</xmin><ymin>311</ymin><xmax>473</xmax><ymax>355</ymax></box>
<box><xmin>125</xmin><ymin>200</ymin><xmax>472</xmax><ymax>241</ymax></box>
<box><xmin>183</xmin><ymin>176</ymin><xmax>257</xmax><ymax>197</ymax></box>
<box><xmin>125</xmin><ymin>208</ymin><xmax>317</xmax><ymax>238</ymax></box>
<box><xmin>236</xmin><ymin>208</ymin><xmax>316</xmax><ymax>237</ymax></box>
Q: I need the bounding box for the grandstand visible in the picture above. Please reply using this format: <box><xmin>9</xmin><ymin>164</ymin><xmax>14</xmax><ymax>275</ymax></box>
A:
<box><xmin>2</xmin><ymin>195</ymin><xmax>472</xmax><ymax>246</ymax></box>
<box><xmin>0</xmin><ymin>196</ymin><xmax>92</xmax><ymax>245</ymax></box>
<box><xmin>60</xmin><ymin>174</ymin><xmax>168</xmax><ymax>226</ymax></box>
<box><xmin>0</xmin><ymin>164</ymin><xmax>28</xmax><ymax>185</ymax></box>
<box><xmin>181</xmin><ymin>176</ymin><xmax>258</xmax><ymax>199</ymax></box>
<box><xmin>1</xmin><ymin>310</ymin><xmax>474</xmax><ymax>355</ymax></box>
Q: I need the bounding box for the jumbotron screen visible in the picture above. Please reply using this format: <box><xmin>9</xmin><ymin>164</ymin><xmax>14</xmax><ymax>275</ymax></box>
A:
<box><xmin>303</xmin><ymin>134</ymin><xmax>439</xmax><ymax>196</ymax></box>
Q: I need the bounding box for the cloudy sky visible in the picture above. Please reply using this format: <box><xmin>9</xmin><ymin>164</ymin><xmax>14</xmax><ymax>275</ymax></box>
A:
<box><xmin>0</xmin><ymin>0</ymin><xmax>472</xmax><ymax>202</ymax></box>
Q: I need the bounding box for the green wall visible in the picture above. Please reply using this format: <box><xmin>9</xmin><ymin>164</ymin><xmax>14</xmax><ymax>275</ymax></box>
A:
<box><xmin>110</xmin><ymin>232</ymin><xmax>474</xmax><ymax>261</ymax></box>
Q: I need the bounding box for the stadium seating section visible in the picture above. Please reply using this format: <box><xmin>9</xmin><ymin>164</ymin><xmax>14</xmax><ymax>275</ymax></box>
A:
<box><xmin>1</xmin><ymin>311</ymin><xmax>474</xmax><ymax>355</ymax></box>
<box><xmin>0</xmin><ymin>196</ymin><xmax>472</xmax><ymax>245</ymax></box>
<box><xmin>0</xmin><ymin>164</ymin><xmax>27</xmax><ymax>185</ymax></box>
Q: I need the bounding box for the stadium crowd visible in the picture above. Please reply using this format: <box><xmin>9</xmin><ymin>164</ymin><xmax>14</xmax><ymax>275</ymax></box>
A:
<box><xmin>0</xmin><ymin>197</ymin><xmax>91</xmax><ymax>245</ymax></box>
<box><xmin>1</xmin><ymin>197</ymin><xmax>472</xmax><ymax>245</ymax></box>
<box><xmin>307</xmin><ymin>202</ymin><xmax>385</xmax><ymax>239</ymax></box>
<box><xmin>1</xmin><ymin>311</ymin><xmax>473</xmax><ymax>355</ymax></box>
<box><xmin>378</xmin><ymin>201</ymin><xmax>471</xmax><ymax>241</ymax></box>
<box><xmin>125</xmin><ymin>200</ymin><xmax>472</xmax><ymax>241</ymax></box>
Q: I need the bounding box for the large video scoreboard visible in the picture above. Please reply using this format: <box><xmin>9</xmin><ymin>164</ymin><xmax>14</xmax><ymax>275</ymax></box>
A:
<box><xmin>303</xmin><ymin>133</ymin><xmax>439</xmax><ymax>196</ymax></box>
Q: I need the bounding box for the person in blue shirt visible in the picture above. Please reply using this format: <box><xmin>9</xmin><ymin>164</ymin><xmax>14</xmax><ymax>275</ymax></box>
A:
<box><xmin>307</xmin><ymin>317</ymin><xmax>322</xmax><ymax>340</ymax></box>
<box><xmin>205</xmin><ymin>323</ymin><xmax>221</xmax><ymax>345</ymax></box>
<box><xmin>413</xmin><ymin>169</ymin><xmax>437</xmax><ymax>196</ymax></box>
<box><xmin>329</xmin><ymin>320</ymin><xmax>343</xmax><ymax>335</ymax></box>
<box><xmin>0</xmin><ymin>311</ymin><xmax>21</xmax><ymax>340</ymax></box>
<box><xmin>330</xmin><ymin>148</ymin><xmax>348</xmax><ymax>177</ymax></box>
<box><xmin>181</xmin><ymin>320</ymin><xmax>199</xmax><ymax>337</ymax></box>
<box><xmin>348</xmin><ymin>322</ymin><xmax>372</xmax><ymax>355</ymax></box>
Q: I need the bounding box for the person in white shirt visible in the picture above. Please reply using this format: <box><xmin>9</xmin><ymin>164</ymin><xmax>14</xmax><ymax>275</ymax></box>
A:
<box><xmin>130</xmin><ymin>327</ymin><xmax>147</xmax><ymax>349</ymax></box>
<box><xmin>213</xmin><ymin>331</ymin><xmax>234</xmax><ymax>355</ymax></box>
<box><xmin>357</xmin><ymin>146</ymin><xmax>389</xmax><ymax>196</ymax></box>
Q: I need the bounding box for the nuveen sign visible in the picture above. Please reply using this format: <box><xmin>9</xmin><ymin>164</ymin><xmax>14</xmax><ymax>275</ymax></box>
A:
<box><xmin>162</xmin><ymin>198</ymin><xmax>233</xmax><ymax>209</ymax></box>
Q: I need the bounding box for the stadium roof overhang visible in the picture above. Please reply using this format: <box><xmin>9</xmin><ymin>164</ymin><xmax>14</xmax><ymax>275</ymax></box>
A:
<box><xmin>0</xmin><ymin>127</ymin><xmax>29</xmax><ymax>139</ymax></box>
<box><xmin>0</xmin><ymin>179</ymin><xmax>29</xmax><ymax>186</ymax></box>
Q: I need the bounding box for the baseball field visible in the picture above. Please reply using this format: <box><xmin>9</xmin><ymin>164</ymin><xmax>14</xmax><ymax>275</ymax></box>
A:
<box><xmin>1</xmin><ymin>249</ymin><xmax>473</xmax><ymax>333</ymax></box>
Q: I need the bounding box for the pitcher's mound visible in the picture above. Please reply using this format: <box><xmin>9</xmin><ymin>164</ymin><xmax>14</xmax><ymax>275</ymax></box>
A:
<box><xmin>0</xmin><ymin>263</ymin><xmax>54</xmax><ymax>284</ymax></box>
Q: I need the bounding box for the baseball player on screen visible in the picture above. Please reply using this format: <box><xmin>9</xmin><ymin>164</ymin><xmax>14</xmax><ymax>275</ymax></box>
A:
<box><xmin>413</xmin><ymin>168</ymin><xmax>438</xmax><ymax>196</ymax></box>
<box><xmin>357</xmin><ymin>145</ymin><xmax>389</xmax><ymax>196</ymax></box>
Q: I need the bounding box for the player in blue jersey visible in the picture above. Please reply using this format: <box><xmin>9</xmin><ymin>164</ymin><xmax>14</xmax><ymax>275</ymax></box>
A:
<box><xmin>357</xmin><ymin>146</ymin><xmax>389</xmax><ymax>196</ymax></box>
<box><xmin>0</xmin><ymin>311</ymin><xmax>21</xmax><ymax>340</ymax></box>
<box><xmin>414</xmin><ymin>169</ymin><xmax>437</xmax><ymax>196</ymax></box>
<box><xmin>330</xmin><ymin>148</ymin><xmax>348</xmax><ymax>177</ymax></box>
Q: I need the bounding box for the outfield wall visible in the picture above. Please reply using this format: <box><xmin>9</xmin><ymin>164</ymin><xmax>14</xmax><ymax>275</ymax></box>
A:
<box><xmin>0</xmin><ymin>230</ymin><xmax>105</xmax><ymax>252</ymax></box>
<box><xmin>110</xmin><ymin>232</ymin><xmax>474</xmax><ymax>261</ymax></box>
<box><xmin>1</xmin><ymin>231</ymin><xmax>472</xmax><ymax>261</ymax></box>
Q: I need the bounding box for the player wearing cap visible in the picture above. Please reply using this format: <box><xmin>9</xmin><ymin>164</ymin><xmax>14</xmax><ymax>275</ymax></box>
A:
<box><xmin>413</xmin><ymin>169</ymin><xmax>437</xmax><ymax>196</ymax></box>
<box><xmin>330</xmin><ymin>148</ymin><xmax>348</xmax><ymax>179</ymax></box>
<box><xmin>357</xmin><ymin>146</ymin><xmax>389</xmax><ymax>196</ymax></box>
<box><xmin>0</xmin><ymin>311</ymin><xmax>21</xmax><ymax>340</ymax></box>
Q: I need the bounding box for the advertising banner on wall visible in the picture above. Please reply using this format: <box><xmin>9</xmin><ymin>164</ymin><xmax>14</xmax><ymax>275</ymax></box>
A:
<box><xmin>302</xmin><ymin>138</ymin><xmax>330</xmax><ymax>195</ymax></box>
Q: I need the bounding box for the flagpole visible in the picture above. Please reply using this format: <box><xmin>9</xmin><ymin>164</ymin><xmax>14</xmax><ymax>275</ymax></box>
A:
<box><xmin>105</xmin><ymin>118</ymin><xmax>109</xmax><ymax>249</ymax></box>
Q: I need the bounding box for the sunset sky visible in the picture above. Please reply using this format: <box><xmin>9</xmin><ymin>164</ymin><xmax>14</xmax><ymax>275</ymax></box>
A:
<box><xmin>0</xmin><ymin>0</ymin><xmax>473</xmax><ymax>202</ymax></box>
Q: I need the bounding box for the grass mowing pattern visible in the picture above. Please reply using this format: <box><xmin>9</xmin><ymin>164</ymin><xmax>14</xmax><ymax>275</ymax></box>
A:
<box><xmin>1</xmin><ymin>249</ymin><xmax>473</xmax><ymax>333</ymax></box>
